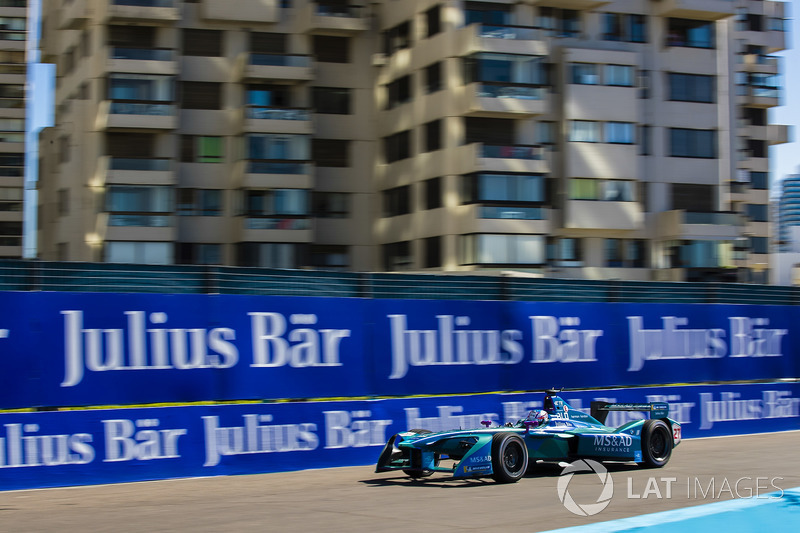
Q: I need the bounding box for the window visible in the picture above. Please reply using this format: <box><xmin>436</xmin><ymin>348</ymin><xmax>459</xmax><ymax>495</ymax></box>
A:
<box><xmin>748</xmin><ymin>139</ymin><xmax>766</xmax><ymax>158</ymax></box>
<box><xmin>383</xmin><ymin>21</ymin><xmax>411</xmax><ymax>56</ymax></box>
<box><xmin>672</xmin><ymin>184</ymin><xmax>714</xmax><ymax>212</ymax></box>
<box><xmin>746</xmin><ymin>204</ymin><xmax>768</xmax><ymax>222</ymax></box>
<box><xmin>461</xmin><ymin>234</ymin><xmax>545</xmax><ymax>265</ymax></box>
<box><xmin>180</xmin><ymin>81</ymin><xmax>221</xmax><ymax>110</ymax></box>
<box><xmin>668</xmin><ymin>73</ymin><xmax>714</xmax><ymax>103</ymax></box>
<box><xmin>181</xmin><ymin>136</ymin><xmax>223</xmax><ymax>163</ymax></box>
<box><xmin>570</xmin><ymin>63</ymin><xmax>598</xmax><ymax>85</ymax></box>
<box><xmin>312</xmin><ymin>192</ymin><xmax>350</xmax><ymax>218</ymax></box>
<box><xmin>108</xmin><ymin>25</ymin><xmax>155</xmax><ymax>48</ymax></box>
<box><xmin>602</xmin><ymin>180</ymin><xmax>634</xmax><ymax>201</ymax></box>
<box><xmin>547</xmin><ymin>237</ymin><xmax>583</xmax><ymax>266</ymax></box>
<box><xmin>312</xmin><ymin>139</ymin><xmax>349</xmax><ymax>167</ymax></box>
<box><xmin>536</xmin><ymin>121</ymin><xmax>556</xmax><ymax>146</ymax></box>
<box><xmin>108</xmin><ymin>74</ymin><xmax>173</xmax><ymax>102</ymax></box>
<box><xmin>424</xmin><ymin>119</ymin><xmax>442</xmax><ymax>152</ymax></box>
<box><xmin>58</xmin><ymin>189</ymin><xmax>69</xmax><ymax>216</ymax></box>
<box><xmin>386</xmin><ymin>75</ymin><xmax>412</xmax><ymax>109</ymax></box>
<box><xmin>750</xmin><ymin>172</ymin><xmax>768</xmax><ymax>190</ymax></box>
<box><xmin>669</xmin><ymin>128</ymin><xmax>716</xmax><ymax>158</ymax></box>
<box><xmin>250</xmin><ymin>32</ymin><xmax>287</xmax><ymax>54</ymax></box>
<box><xmin>0</xmin><ymin>152</ymin><xmax>23</xmax><ymax>176</ymax></box>
<box><xmin>383</xmin><ymin>241</ymin><xmax>412</xmax><ymax>271</ymax></box>
<box><xmin>424</xmin><ymin>236</ymin><xmax>441</xmax><ymax>268</ymax></box>
<box><xmin>248</xmin><ymin>134</ymin><xmax>310</xmax><ymax>161</ymax></box>
<box><xmin>426</xmin><ymin>5</ymin><xmax>441</xmax><ymax>38</ymax></box>
<box><xmin>742</xmin><ymin>107</ymin><xmax>767</xmax><ymax>126</ymax></box>
<box><xmin>177</xmin><ymin>189</ymin><xmax>222</xmax><ymax>216</ymax></box>
<box><xmin>605</xmin><ymin>239</ymin><xmax>646</xmax><ymax>267</ymax></box>
<box><xmin>605</xmin><ymin>65</ymin><xmax>634</xmax><ymax>87</ymax></box>
<box><xmin>605</xmin><ymin>122</ymin><xmax>634</xmax><ymax>144</ymax></box>
<box><xmin>237</xmin><ymin>242</ymin><xmax>301</xmax><ymax>268</ymax></box>
<box><xmin>0</xmin><ymin>187</ymin><xmax>22</xmax><ymax>212</ymax></box>
<box><xmin>309</xmin><ymin>245</ymin><xmax>349</xmax><ymax>270</ymax></box>
<box><xmin>243</xmin><ymin>189</ymin><xmax>308</xmax><ymax>217</ymax></box>
<box><xmin>247</xmin><ymin>84</ymin><xmax>290</xmax><ymax>107</ymax></box>
<box><xmin>569</xmin><ymin>179</ymin><xmax>598</xmax><ymax>200</ymax></box>
<box><xmin>105</xmin><ymin>242</ymin><xmax>173</xmax><ymax>265</ymax></box>
<box><xmin>750</xmin><ymin>236</ymin><xmax>768</xmax><ymax>254</ymax></box>
<box><xmin>383</xmin><ymin>130</ymin><xmax>412</xmax><ymax>163</ymax></box>
<box><xmin>425</xmin><ymin>177</ymin><xmax>442</xmax><ymax>210</ymax></box>
<box><xmin>570</xmin><ymin>179</ymin><xmax>634</xmax><ymax>202</ymax></box>
<box><xmin>312</xmin><ymin>87</ymin><xmax>350</xmax><ymax>114</ymax></box>
<box><xmin>667</xmin><ymin>18</ymin><xmax>714</xmax><ymax>48</ymax></box>
<box><xmin>539</xmin><ymin>7</ymin><xmax>580</xmax><ymax>38</ymax></box>
<box><xmin>424</xmin><ymin>62</ymin><xmax>443</xmax><ymax>93</ymax></box>
<box><xmin>106</xmin><ymin>186</ymin><xmax>172</xmax><ymax>213</ymax></box>
<box><xmin>177</xmin><ymin>243</ymin><xmax>222</xmax><ymax>265</ymax></box>
<box><xmin>463</xmin><ymin>173</ymin><xmax>545</xmax><ymax>204</ymax></box>
<box><xmin>602</xmin><ymin>13</ymin><xmax>647</xmax><ymax>43</ymax></box>
<box><xmin>383</xmin><ymin>185</ymin><xmax>411</xmax><ymax>217</ymax></box>
<box><xmin>638</xmin><ymin>124</ymin><xmax>651</xmax><ymax>155</ymax></box>
<box><xmin>569</xmin><ymin>121</ymin><xmax>600</xmax><ymax>143</ymax></box>
<box><xmin>313</xmin><ymin>35</ymin><xmax>350</xmax><ymax>63</ymax></box>
<box><xmin>183</xmin><ymin>29</ymin><xmax>222</xmax><ymax>57</ymax></box>
<box><xmin>464</xmin><ymin>53</ymin><xmax>546</xmax><ymax>85</ymax></box>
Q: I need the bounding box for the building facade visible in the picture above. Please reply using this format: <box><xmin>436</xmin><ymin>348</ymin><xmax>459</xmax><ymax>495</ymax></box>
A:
<box><xmin>0</xmin><ymin>0</ymin><xmax>26</xmax><ymax>258</ymax></box>
<box><xmin>36</xmin><ymin>0</ymin><xmax>789</xmax><ymax>282</ymax></box>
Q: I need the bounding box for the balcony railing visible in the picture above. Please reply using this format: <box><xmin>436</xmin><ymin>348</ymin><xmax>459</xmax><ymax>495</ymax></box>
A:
<box><xmin>683</xmin><ymin>212</ymin><xmax>745</xmax><ymax>226</ymax></box>
<box><xmin>478</xmin><ymin>83</ymin><xmax>546</xmax><ymax>100</ymax></box>
<box><xmin>315</xmin><ymin>3</ymin><xmax>365</xmax><ymax>18</ymax></box>
<box><xmin>112</xmin><ymin>0</ymin><xmax>174</xmax><ymax>6</ymax></box>
<box><xmin>109</xmin><ymin>158</ymin><xmax>171</xmax><ymax>171</ymax></box>
<box><xmin>244</xmin><ymin>218</ymin><xmax>311</xmax><ymax>230</ymax></box>
<box><xmin>249</xmin><ymin>54</ymin><xmax>311</xmax><ymax>67</ymax></box>
<box><xmin>479</xmin><ymin>206</ymin><xmax>545</xmax><ymax>220</ymax></box>
<box><xmin>108</xmin><ymin>214</ymin><xmax>172</xmax><ymax>227</ymax></box>
<box><xmin>110</xmin><ymin>102</ymin><xmax>175</xmax><ymax>116</ymax></box>
<box><xmin>111</xmin><ymin>47</ymin><xmax>174</xmax><ymax>61</ymax></box>
<box><xmin>475</xmin><ymin>23</ymin><xmax>542</xmax><ymax>41</ymax></box>
<box><xmin>480</xmin><ymin>144</ymin><xmax>545</xmax><ymax>160</ymax></box>
<box><xmin>246</xmin><ymin>161</ymin><xmax>310</xmax><ymax>175</ymax></box>
<box><xmin>245</xmin><ymin>107</ymin><xmax>310</xmax><ymax>120</ymax></box>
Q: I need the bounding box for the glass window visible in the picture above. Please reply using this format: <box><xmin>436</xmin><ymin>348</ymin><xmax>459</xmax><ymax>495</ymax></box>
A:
<box><xmin>669</xmin><ymin>128</ymin><xmax>716</xmax><ymax>158</ymax></box>
<box><xmin>313</xmin><ymin>87</ymin><xmax>350</xmax><ymax>114</ymax></box>
<box><xmin>602</xmin><ymin>181</ymin><xmax>634</xmax><ymax>201</ymax></box>
<box><xmin>425</xmin><ymin>62</ymin><xmax>443</xmax><ymax>93</ymax></box>
<box><xmin>312</xmin><ymin>192</ymin><xmax>350</xmax><ymax>218</ymax></box>
<box><xmin>465</xmin><ymin>173</ymin><xmax>545</xmax><ymax>203</ymax></box>
<box><xmin>109</xmin><ymin>74</ymin><xmax>174</xmax><ymax>101</ymax></box>
<box><xmin>750</xmin><ymin>172</ymin><xmax>768</xmax><ymax>189</ymax></box>
<box><xmin>247</xmin><ymin>134</ymin><xmax>310</xmax><ymax>160</ymax></box>
<box><xmin>465</xmin><ymin>234</ymin><xmax>545</xmax><ymax>265</ymax></box>
<box><xmin>181</xmin><ymin>135</ymin><xmax>223</xmax><ymax>163</ymax></box>
<box><xmin>570</xmin><ymin>63</ymin><xmax>599</xmax><ymax>85</ymax></box>
<box><xmin>425</xmin><ymin>177</ymin><xmax>442</xmax><ymax>210</ymax></box>
<box><xmin>465</xmin><ymin>53</ymin><xmax>546</xmax><ymax>85</ymax></box>
<box><xmin>569</xmin><ymin>121</ymin><xmax>600</xmax><ymax>142</ymax></box>
<box><xmin>746</xmin><ymin>203</ymin><xmax>768</xmax><ymax>222</ymax></box>
<box><xmin>570</xmin><ymin>178</ymin><xmax>598</xmax><ymax>200</ymax></box>
<box><xmin>106</xmin><ymin>186</ymin><xmax>172</xmax><ymax>213</ymax></box>
<box><xmin>106</xmin><ymin>242</ymin><xmax>172</xmax><ymax>265</ymax></box>
<box><xmin>605</xmin><ymin>122</ymin><xmax>634</xmax><ymax>144</ymax></box>
<box><xmin>669</xmin><ymin>73</ymin><xmax>714</xmax><ymax>103</ymax></box>
<box><xmin>667</xmin><ymin>18</ymin><xmax>715</xmax><ymax>48</ymax></box>
<box><xmin>605</xmin><ymin>65</ymin><xmax>634</xmax><ymax>86</ymax></box>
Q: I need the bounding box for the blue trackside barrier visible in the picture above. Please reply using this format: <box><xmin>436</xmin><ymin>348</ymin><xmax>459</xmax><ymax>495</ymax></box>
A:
<box><xmin>0</xmin><ymin>382</ymin><xmax>797</xmax><ymax>491</ymax></box>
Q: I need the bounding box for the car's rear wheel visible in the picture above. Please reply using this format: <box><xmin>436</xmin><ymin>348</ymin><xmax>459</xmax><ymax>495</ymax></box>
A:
<box><xmin>403</xmin><ymin>429</ymin><xmax>438</xmax><ymax>478</ymax></box>
<box><xmin>491</xmin><ymin>432</ymin><xmax>528</xmax><ymax>483</ymax></box>
<box><xmin>641</xmin><ymin>419</ymin><xmax>673</xmax><ymax>468</ymax></box>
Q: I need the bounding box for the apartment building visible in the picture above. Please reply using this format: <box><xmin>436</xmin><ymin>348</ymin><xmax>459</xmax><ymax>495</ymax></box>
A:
<box><xmin>777</xmin><ymin>172</ymin><xmax>800</xmax><ymax>252</ymax></box>
<box><xmin>36</xmin><ymin>0</ymin><xmax>789</xmax><ymax>282</ymax></box>
<box><xmin>0</xmin><ymin>0</ymin><xmax>26</xmax><ymax>258</ymax></box>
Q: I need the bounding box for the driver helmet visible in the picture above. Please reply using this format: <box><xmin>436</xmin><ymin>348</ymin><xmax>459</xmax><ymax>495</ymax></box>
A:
<box><xmin>525</xmin><ymin>410</ymin><xmax>549</xmax><ymax>428</ymax></box>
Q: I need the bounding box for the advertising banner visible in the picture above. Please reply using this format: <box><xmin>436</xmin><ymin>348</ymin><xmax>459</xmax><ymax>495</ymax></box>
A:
<box><xmin>0</xmin><ymin>292</ymin><xmax>798</xmax><ymax>407</ymax></box>
<box><xmin>0</xmin><ymin>383</ymin><xmax>797</xmax><ymax>492</ymax></box>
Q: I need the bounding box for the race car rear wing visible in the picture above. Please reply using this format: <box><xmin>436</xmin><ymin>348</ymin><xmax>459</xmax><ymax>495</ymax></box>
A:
<box><xmin>590</xmin><ymin>401</ymin><xmax>669</xmax><ymax>425</ymax></box>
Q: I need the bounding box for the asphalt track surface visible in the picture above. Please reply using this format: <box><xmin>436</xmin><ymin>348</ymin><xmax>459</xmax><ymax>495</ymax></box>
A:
<box><xmin>0</xmin><ymin>431</ymin><xmax>797</xmax><ymax>532</ymax></box>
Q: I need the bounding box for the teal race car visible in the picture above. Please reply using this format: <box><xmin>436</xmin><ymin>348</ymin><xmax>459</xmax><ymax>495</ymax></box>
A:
<box><xmin>375</xmin><ymin>389</ymin><xmax>681</xmax><ymax>483</ymax></box>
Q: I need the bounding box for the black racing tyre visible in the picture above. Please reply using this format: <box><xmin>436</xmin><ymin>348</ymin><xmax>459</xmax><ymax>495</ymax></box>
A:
<box><xmin>641</xmin><ymin>419</ymin><xmax>673</xmax><ymax>468</ymax></box>
<box><xmin>403</xmin><ymin>429</ymin><xmax>438</xmax><ymax>478</ymax></box>
<box><xmin>491</xmin><ymin>432</ymin><xmax>528</xmax><ymax>483</ymax></box>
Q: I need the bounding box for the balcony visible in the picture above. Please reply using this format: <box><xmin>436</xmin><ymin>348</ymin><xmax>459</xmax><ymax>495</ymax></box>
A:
<box><xmin>653</xmin><ymin>0</ymin><xmax>736</xmax><ymax>21</ymax></box>
<box><xmin>200</xmin><ymin>0</ymin><xmax>278</xmax><ymax>23</ymax></box>
<box><xmin>59</xmin><ymin>0</ymin><xmax>91</xmax><ymax>29</ymax></box>
<box><xmin>741</xmin><ymin>85</ymin><xmax>782</xmax><ymax>108</ymax></box>
<box><xmin>108</xmin><ymin>47</ymin><xmax>177</xmax><ymax>75</ymax></box>
<box><xmin>657</xmin><ymin>210</ymin><xmax>744</xmax><ymax>240</ymax></box>
<box><xmin>741</xmin><ymin>53</ymin><xmax>780</xmax><ymax>74</ymax></box>
<box><xmin>461</xmin><ymin>82</ymin><xmax>549</xmax><ymax>117</ymax></box>
<box><xmin>564</xmin><ymin>200</ymin><xmax>643</xmax><ymax>231</ymax></box>
<box><xmin>99</xmin><ymin>157</ymin><xmax>175</xmax><ymax>186</ymax></box>
<box><xmin>238</xmin><ymin>53</ymin><xmax>313</xmax><ymax>82</ymax></box>
<box><xmin>97</xmin><ymin>100</ymin><xmax>177</xmax><ymax>130</ymax></box>
<box><xmin>106</xmin><ymin>0</ymin><xmax>180</xmax><ymax>24</ymax></box>
<box><xmin>529</xmin><ymin>0</ymin><xmax>611</xmax><ymax>10</ymax></box>
<box><xmin>241</xmin><ymin>106</ymin><xmax>313</xmax><ymax>135</ymax></box>
<box><xmin>237</xmin><ymin>216</ymin><xmax>313</xmax><ymax>243</ymax></box>
<box><xmin>240</xmin><ymin>160</ymin><xmax>313</xmax><ymax>189</ymax></box>
<box><xmin>767</xmin><ymin>124</ymin><xmax>791</xmax><ymax>145</ymax></box>
<box><xmin>300</xmin><ymin>2</ymin><xmax>369</xmax><ymax>35</ymax></box>
<box><xmin>454</xmin><ymin>143</ymin><xmax>549</xmax><ymax>175</ymax></box>
<box><xmin>456</xmin><ymin>22</ymin><xmax>548</xmax><ymax>56</ymax></box>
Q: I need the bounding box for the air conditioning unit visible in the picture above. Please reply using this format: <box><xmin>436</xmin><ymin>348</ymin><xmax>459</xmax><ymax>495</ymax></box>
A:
<box><xmin>372</xmin><ymin>53</ymin><xmax>387</xmax><ymax>67</ymax></box>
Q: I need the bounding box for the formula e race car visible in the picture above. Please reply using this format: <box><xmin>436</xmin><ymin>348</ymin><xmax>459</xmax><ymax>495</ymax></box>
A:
<box><xmin>375</xmin><ymin>389</ymin><xmax>681</xmax><ymax>483</ymax></box>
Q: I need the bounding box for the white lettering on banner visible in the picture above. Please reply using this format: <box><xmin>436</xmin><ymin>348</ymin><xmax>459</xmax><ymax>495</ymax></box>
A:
<box><xmin>102</xmin><ymin>419</ymin><xmax>187</xmax><ymax>462</ymax></box>
<box><xmin>387</xmin><ymin>314</ymin><xmax>523</xmax><ymax>379</ymax></box>
<box><xmin>249</xmin><ymin>312</ymin><xmax>350</xmax><ymax>368</ymax></box>
<box><xmin>626</xmin><ymin>316</ymin><xmax>786</xmax><ymax>372</ymax></box>
<box><xmin>529</xmin><ymin>316</ymin><xmax>602</xmax><ymax>363</ymax></box>
<box><xmin>502</xmin><ymin>401</ymin><xmax>543</xmax><ymax>424</ymax></box>
<box><xmin>323</xmin><ymin>410</ymin><xmax>392</xmax><ymax>449</ymax></box>
<box><xmin>404</xmin><ymin>405</ymin><xmax>499</xmax><ymax>433</ymax></box>
<box><xmin>0</xmin><ymin>423</ymin><xmax>94</xmax><ymax>468</ymax></box>
<box><xmin>699</xmin><ymin>390</ymin><xmax>800</xmax><ymax>430</ymax></box>
<box><xmin>202</xmin><ymin>415</ymin><xmax>318</xmax><ymax>467</ymax></box>
<box><xmin>61</xmin><ymin>311</ymin><xmax>239</xmax><ymax>387</ymax></box>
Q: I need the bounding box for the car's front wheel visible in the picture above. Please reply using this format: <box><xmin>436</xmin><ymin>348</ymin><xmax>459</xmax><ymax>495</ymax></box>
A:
<box><xmin>491</xmin><ymin>432</ymin><xmax>528</xmax><ymax>483</ymax></box>
<box><xmin>641</xmin><ymin>419</ymin><xmax>673</xmax><ymax>468</ymax></box>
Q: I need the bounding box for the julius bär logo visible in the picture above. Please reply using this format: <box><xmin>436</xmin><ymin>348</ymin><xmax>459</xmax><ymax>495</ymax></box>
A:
<box><xmin>557</xmin><ymin>459</ymin><xmax>614</xmax><ymax>516</ymax></box>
